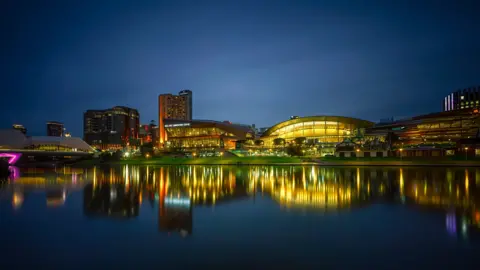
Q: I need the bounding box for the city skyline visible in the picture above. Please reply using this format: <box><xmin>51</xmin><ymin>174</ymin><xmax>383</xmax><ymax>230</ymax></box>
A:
<box><xmin>2</xmin><ymin>1</ymin><xmax>480</xmax><ymax>136</ymax></box>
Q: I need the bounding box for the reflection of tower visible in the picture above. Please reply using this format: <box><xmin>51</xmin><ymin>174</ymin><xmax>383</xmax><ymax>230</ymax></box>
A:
<box><xmin>159</xmin><ymin>193</ymin><xmax>193</xmax><ymax>236</ymax></box>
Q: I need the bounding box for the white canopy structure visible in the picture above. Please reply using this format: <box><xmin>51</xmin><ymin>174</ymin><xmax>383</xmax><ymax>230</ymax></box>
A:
<box><xmin>0</xmin><ymin>129</ymin><xmax>96</xmax><ymax>153</ymax></box>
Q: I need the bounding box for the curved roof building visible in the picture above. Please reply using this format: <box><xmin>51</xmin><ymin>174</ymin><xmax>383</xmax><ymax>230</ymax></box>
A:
<box><xmin>164</xmin><ymin>119</ymin><xmax>255</xmax><ymax>150</ymax></box>
<box><xmin>261</xmin><ymin>115</ymin><xmax>374</xmax><ymax>146</ymax></box>
<box><xmin>0</xmin><ymin>129</ymin><xmax>95</xmax><ymax>153</ymax></box>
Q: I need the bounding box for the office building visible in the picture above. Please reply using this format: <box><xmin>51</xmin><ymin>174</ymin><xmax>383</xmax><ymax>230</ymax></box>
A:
<box><xmin>179</xmin><ymin>89</ymin><xmax>193</xmax><ymax>120</ymax></box>
<box><xmin>46</xmin><ymin>121</ymin><xmax>64</xmax><ymax>137</ymax></box>
<box><xmin>443</xmin><ymin>86</ymin><xmax>480</xmax><ymax>111</ymax></box>
<box><xmin>83</xmin><ymin>106</ymin><xmax>139</xmax><ymax>150</ymax></box>
<box><xmin>158</xmin><ymin>90</ymin><xmax>193</xmax><ymax>145</ymax></box>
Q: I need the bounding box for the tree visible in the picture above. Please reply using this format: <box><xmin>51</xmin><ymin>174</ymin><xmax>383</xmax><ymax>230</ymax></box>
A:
<box><xmin>294</xmin><ymin>137</ymin><xmax>306</xmax><ymax>145</ymax></box>
<box><xmin>140</xmin><ymin>142</ymin><xmax>154</xmax><ymax>156</ymax></box>
<box><xmin>273</xmin><ymin>138</ymin><xmax>286</xmax><ymax>147</ymax></box>
<box><xmin>286</xmin><ymin>144</ymin><xmax>303</xmax><ymax>156</ymax></box>
<box><xmin>254</xmin><ymin>139</ymin><xmax>264</xmax><ymax>146</ymax></box>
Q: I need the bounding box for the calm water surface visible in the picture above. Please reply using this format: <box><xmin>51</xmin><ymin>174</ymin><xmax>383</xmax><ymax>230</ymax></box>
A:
<box><xmin>1</xmin><ymin>165</ymin><xmax>479</xmax><ymax>269</ymax></box>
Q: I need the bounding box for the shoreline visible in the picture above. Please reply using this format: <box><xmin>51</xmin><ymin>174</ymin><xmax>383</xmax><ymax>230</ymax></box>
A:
<box><xmin>72</xmin><ymin>157</ymin><xmax>480</xmax><ymax>167</ymax></box>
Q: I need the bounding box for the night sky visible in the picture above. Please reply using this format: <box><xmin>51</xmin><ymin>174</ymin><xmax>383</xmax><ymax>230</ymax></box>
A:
<box><xmin>2</xmin><ymin>0</ymin><xmax>479</xmax><ymax>137</ymax></box>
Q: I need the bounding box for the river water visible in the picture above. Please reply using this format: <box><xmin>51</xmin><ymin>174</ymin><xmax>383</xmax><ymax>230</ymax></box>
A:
<box><xmin>1</xmin><ymin>165</ymin><xmax>479</xmax><ymax>269</ymax></box>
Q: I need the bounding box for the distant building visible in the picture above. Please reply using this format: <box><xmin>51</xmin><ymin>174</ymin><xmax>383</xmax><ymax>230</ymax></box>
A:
<box><xmin>256</xmin><ymin>127</ymin><xmax>270</xmax><ymax>137</ymax></box>
<box><xmin>158</xmin><ymin>90</ymin><xmax>193</xmax><ymax>145</ymax></box>
<box><xmin>46</xmin><ymin>121</ymin><xmax>64</xmax><ymax>137</ymax></box>
<box><xmin>139</xmin><ymin>122</ymin><xmax>157</xmax><ymax>145</ymax></box>
<box><xmin>12</xmin><ymin>124</ymin><xmax>27</xmax><ymax>135</ymax></box>
<box><xmin>83</xmin><ymin>106</ymin><xmax>139</xmax><ymax>150</ymax></box>
<box><xmin>443</xmin><ymin>86</ymin><xmax>480</xmax><ymax>111</ymax></box>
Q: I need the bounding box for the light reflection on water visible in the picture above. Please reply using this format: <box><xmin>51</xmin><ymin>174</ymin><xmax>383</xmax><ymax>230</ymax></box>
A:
<box><xmin>1</xmin><ymin>165</ymin><xmax>480</xmax><ymax>268</ymax></box>
<box><xmin>2</xmin><ymin>165</ymin><xmax>480</xmax><ymax>237</ymax></box>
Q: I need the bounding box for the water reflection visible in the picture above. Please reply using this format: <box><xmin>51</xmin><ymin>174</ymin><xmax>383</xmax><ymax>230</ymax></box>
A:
<box><xmin>2</xmin><ymin>165</ymin><xmax>480</xmax><ymax>239</ymax></box>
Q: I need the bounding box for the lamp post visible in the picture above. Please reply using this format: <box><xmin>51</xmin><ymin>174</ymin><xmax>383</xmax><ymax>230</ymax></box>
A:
<box><xmin>399</xmin><ymin>148</ymin><xmax>403</xmax><ymax>161</ymax></box>
<box><xmin>465</xmin><ymin>147</ymin><xmax>469</xmax><ymax>161</ymax></box>
<box><xmin>356</xmin><ymin>148</ymin><xmax>360</xmax><ymax>159</ymax></box>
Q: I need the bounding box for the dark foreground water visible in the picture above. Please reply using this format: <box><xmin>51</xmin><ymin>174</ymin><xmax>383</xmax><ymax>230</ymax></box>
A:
<box><xmin>1</xmin><ymin>165</ymin><xmax>479</xmax><ymax>269</ymax></box>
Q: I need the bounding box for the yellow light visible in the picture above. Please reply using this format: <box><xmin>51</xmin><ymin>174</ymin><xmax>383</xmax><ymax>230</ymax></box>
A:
<box><xmin>465</xmin><ymin>147</ymin><xmax>469</xmax><ymax>151</ymax></box>
<box><xmin>399</xmin><ymin>148</ymin><xmax>403</xmax><ymax>151</ymax></box>
<box><xmin>356</xmin><ymin>149</ymin><xmax>360</xmax><ymax>152</ymax></box>
<box><xmin>145</xmin><ymin>153</ymin><xmax>151</xmax><ymax>159</ymax></box>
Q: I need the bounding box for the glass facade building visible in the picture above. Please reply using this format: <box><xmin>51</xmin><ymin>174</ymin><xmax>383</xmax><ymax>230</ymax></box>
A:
<box><xmin>260</xmin><ymin>116</ymin><xmax>373</xmax><ymax>150</ymax></box>
<box><xmin>164</xmin><ymin>119</ymin><xmax>254</xmax><ymax>152</ymax></box>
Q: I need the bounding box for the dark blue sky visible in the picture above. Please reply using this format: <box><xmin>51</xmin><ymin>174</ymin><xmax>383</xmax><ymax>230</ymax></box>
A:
<box><xmin>2</xmin><ymin>0</ymin><xmax>479</xmax><ymax>136</ymax></box>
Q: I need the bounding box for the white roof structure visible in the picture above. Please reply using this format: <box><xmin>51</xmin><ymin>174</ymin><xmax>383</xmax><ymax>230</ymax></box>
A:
<box><xmin>0</xmin><ymin>129</ymin><xmax>95</xmax><ymax>153</ymax></box>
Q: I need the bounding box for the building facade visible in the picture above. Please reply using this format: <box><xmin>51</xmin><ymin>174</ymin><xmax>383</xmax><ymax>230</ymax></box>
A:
<box><xmin>46</xmin><ymin>121</ymin><xmax>64</xmax><ymax>137</ymax></box>
<box><xmin>443</xmin><ymin>86</ymin><xmax>480</xmax><ymax>112</ymax></box>
<box><xmin>163</xmin><ymin>119</ymin><xmax>254</xmax><ymax>152</ymax></box>
<box><xmin>260</xmin><ymin>116</ymin><xmax>374</xmax><ymax>156</ymax></box>
<box><xmin>158</xmin><ymin>90</ymin><xmax>193</xmax><ymax>146</ymax></box>
<box><xmin>367</xmin><ymin>108</ymin><xmax>480</xmax><ymax>157</ymax></box>
<box><xmin>139</xmin><ymin>122</ymin><xmax>157</xmax><ymax>145</ymax></box>
<box><xmin>83</xmin><ymin>106</ymin><xmax>139</xmax><ymax>150</ymax></box>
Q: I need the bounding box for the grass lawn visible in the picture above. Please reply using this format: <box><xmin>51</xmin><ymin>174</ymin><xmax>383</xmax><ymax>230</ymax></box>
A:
<box><xmin>73</xmin><ymin>155</ymin><xmax>480</xmax><ymax>167</ymax></box>
<box><xmin>77</xmin><ymin>156</ymin><xmax>304</xmax><ymax>166</ymax></box>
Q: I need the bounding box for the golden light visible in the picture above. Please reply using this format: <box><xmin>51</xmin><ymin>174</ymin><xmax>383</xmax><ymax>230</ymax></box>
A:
<box><xmin>465</xmin><ymin>147</ymin><xmax>469</xmax><ymax>151</ymax></box>
<box><xmin>356</xmin><ymin>149</ymin><xmax>360</xmax><ymax>152</ymax></box>
<box><xmin>145</xmin><ymin>153</ymin><xmax>151</xmax><ymax>159</ymax></box>
<box><xmin>399</xmin><ymin>148</ymin><xmax>403</xmax><ymax>152</ymax></box>
<box><xmin>219</xmin><ymin>152</ymin><xmax>224</xmax><ymax>156</ymax></box>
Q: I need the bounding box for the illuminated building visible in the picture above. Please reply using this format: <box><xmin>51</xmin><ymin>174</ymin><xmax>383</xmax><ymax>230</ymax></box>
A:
<box><xmin>163</xmin><ymin>119</ymin><xmax>254</xmax><ymax>152</ymax></box>
<box><xmin>260</xmin><ymin>116</ymin><xmax>374</xmax><ymax>156</ymax></box>
<box><xmin>12</xmin><ymin>124</ymin><xmax>26</xmax><ymax>135</ymax></box>
<box><xmin>158</xmin><ymin>90</ymin><xmax>193</xmax><ymax>146</ymax></box>
<box><xmin>83</xmin><ymin>106</ymin><xmax>140</xmax><ymax>150</ymax></box>
<box><xmin>367</xmin><ymin>108</ymin><xmax>480</xmax><ymax>157</ymax></box>
<box><xmin>46</xmin><ymin>121</ymin><xmax>64</xmax><ymax>137</ymax></box>
<box><xmin>443</xmin><ymin>86</ymin><xmax>480</xmax><ymax>111</ymax></box>
<box><xmin>139</xmin><ymin>122</ymin><xmax>157</xmax><ymax>145</ymax></box>
<box><xmin>0</xmin><ymin>129</ymin><xmax>95</xmax><ymax>164</ymax></box>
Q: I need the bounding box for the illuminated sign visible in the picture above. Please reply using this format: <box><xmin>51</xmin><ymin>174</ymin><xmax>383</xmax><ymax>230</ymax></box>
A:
<box><xmin>165</xmin><ymin>123</ymin><xmax>190</xmax><ymax>128</ymax></box>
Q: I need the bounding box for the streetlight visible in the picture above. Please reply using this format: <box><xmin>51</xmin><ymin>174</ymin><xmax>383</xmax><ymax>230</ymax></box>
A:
<box><xmin>399</xmin><ymin>148</ymin><xmax>403</xmax><ymax>161</ymax></box>
<box><xmin>465</xmin><ymin>147</ymin><xmax>469</xmax><ymax>160</ymax></box>
<box><xmin>219</xmin><ymin>151</ymin><xmax>224</xmax><ymax>159</ymax></box>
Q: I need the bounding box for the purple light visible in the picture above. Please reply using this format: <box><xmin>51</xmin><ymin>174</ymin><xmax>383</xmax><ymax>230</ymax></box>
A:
<box><xmin>0</xmin><ymin>153</ymin><xmax>22</xmax><ymax>165</ymax></box>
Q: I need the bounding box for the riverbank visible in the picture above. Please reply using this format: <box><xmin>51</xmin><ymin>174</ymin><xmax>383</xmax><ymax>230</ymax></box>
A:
<box><xmin>72</xmin><ymin>156</ymin><xmax>480</xmax><ymax>167</ymax></box>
